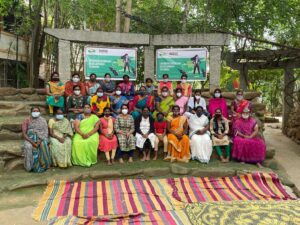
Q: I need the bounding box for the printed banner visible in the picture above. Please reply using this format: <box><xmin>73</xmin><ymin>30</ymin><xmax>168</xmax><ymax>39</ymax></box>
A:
<box><xmin>156</xmin><ymin>48</ymin><xmax>208</xmax><ymax>81</ymax></box>
<box><xmin>84</xmin><ymin>47</ymin><xmax>137</xmax><ymax>80</ymax></box>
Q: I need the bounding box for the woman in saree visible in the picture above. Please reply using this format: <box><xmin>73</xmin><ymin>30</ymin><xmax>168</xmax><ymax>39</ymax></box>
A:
<box><xmin>99</xmin><ymin>107</ymin><xmax>118</xmax><ymax>165</ymax></box>
<box><xmin>115</xmin><ymin>104</ymin><xmax>136</xmax><ymax>164</ymax></box>
<box><xmin>176</xmin><ymin>74</ymin><xmax>192</xmax><ymax>97</ymax></box>
<box><xmin>100</xmin><ymin>73</ymin><xmax>116</xmax><ymax>97</ymax></box>
<box><xmin>118</xmin><ymin>74</ymin><xmax>135</xmax><ymax>100</ymax></box>
<box><xmin>189</xmin><ymin>106</ymin><xmax>212</xmax><ymax>163</ymax></box>
<box><xmin>232</xmin><ymin>107</ymin><xmax>266</xmax><ymax>167</ymax></box>
<box><xmin>130</xmin><ymin>86</ymin><xmax>154</xmax><ymax>119</ymax></box>
<box><xmin>85</xmin><ymin>73</ymin><xmax>100</xmax><ymax>104</ymax></box>
<box><xmin>174</xmin><ymin>87</ymin><xmax>189</xmax><ymax>115</ymax></box>
<box><xmin>46</xmin><ymin>72</ymin><xmax>65</xmax><ymax>115</ymax></box>
<box><xmin>65</xmin><ymin>73</ymin><xmax>86</xmax><ymax>97</ymax></box>
<box><xmin>208</xmin><ymin>88</ymin><xmax>228</xmax><ymax>118</ymax></box>
<box><xmin>22</xmin><ymin>107</ymin><xmax>51</xmax><ymax>172</ymax></box>
<box><xmin>48</xmin><ymin>108</ymin><xmax>73</xmax><ymax>168</ymax></box>
<box><xmin>158</xmin><ymin>74</ymin><xmax>173</xmax><ymax>96</ymax></box>
<box><xmin>152</xmin><ymin>86</ymin><xmax>175</xmax><ymax>119</ymax></box>
<box><xmin>72</xmin><ymin>104</ymin><xmax>100</xmax><ymax>167</ymax></box>
<box><xmin>165</xmin><ymin>105</ymin><xmax>190</xmax><ymax>163</ymax></box>
<box><xmin>111</xmin><ymin>86</ymin><xmax>129</xmax><ymax>117</ymax></box>
<box><xmin>90</xmin><ymin>87</ymin><xmax>110</xmax><ymax>116</ymax></box>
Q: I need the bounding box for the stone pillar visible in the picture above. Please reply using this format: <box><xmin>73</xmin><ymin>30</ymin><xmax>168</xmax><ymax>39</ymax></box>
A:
<box><xmin>58</xmin><ymin>40</ymin><xmax>71</xmax><ymax>82</ymax></box>
<box><xmin>144</xmin><ymin>46</ymin><xmax>155</xmax><ymax>82</ymax></box>
<box><xmin>239</xmin><ymin>64</ymin><xmax>248</xmax><ymax>91</ymax></box>
<box><xmin>282</xmin><ymin>67</ymin><xmax>295</xmax><ymax>134</ymax></box>
<box><xmin>209</xmin><ymin>46</ymin><xmax>221</xmax><ymax>92</ymax></box>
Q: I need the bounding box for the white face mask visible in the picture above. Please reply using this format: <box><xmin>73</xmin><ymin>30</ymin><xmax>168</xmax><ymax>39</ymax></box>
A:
<box><xmin>121</xmin><ymin>109</ymin><xmax>128</xmax><ymax>115</ymax></box>
<box><xmin>237</xmin><ymin>95</ymin><xmax>243</xmax><ymax>101</ymax></box>
<box><xmin>74</xmin><ymin>90</ymin><xmax>81</xmax><ymax>95</ymax></box>
<box><xmin>162</xmin><ymin>92</ymin><xmax>168</xmax><ymax>97</ymax></box>
<box><xmin>97</xmin><ymin>92</ymin><xmax>104</xmax><ymax>97</ymax></box>
<box><xmin>176</xmin><ymin>92</ymin><xmax>182</xmax><ymax>97</ymax></box>
<box><xmin>56</xmin><ymin>114</ymin><xmax>64</xmax><ymax>120</ymax></box>
<box><xmin>72</xmin><ymin>77</ymin><xmax>80</xmax><ymax>83</ymax></box>
<box><xmin>181</xmin><ymin>79</ymin><xmax>187</xmax><ymax>83</ymax></box>
<box><xmin>105</xmin><ymin>78</ymin><xmax>110</xmax><ymax>82</ymax></box>
<box><xmin>116</xmin><ymin>90</ymin><xmax>122</xmax><ymax>95</ymax></box>
<box><xmin>163</xmin><ymin>79</ymin><xmax>169</xmax><ymax>82</ymax></box>
<box><xmin>195</xmin><ymin>95</ymin><xmax>201</xmax><ymax>100</ymax></box>
<box><xmin>214</xmin><ymin>93</ymin><xmax>221</xmax><ymax>98</ymax></box>
<box><xmin>242</xmin><ymin>113</ymin><xmax>250</xmax><ymax>119</ymax></box>
<box><xmin>31</xmin><ymin>112</ymin><xmax>40</xmax><ymax>118</ymax></box>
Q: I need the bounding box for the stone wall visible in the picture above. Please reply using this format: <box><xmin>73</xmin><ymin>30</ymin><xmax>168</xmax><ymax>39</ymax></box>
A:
<box><xmin>285</xmin><ymin>106</ymin><xmax>300</xmax><ymax>145</ymax></box>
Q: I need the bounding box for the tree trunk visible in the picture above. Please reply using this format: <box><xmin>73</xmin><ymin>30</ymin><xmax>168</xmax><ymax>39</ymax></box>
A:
<box><xmin>123</xmin><ymin>0</ymin><xmax>132</xmax><ymax>33</ymax></box>
<box><xmin>182</xmin><ymin>0</ymin><xmax>190</xmax><ymax>33</ymax></box>
<box><xmin>239</xmin><ymin>64</ymin><xmax>248</xmax><ymax>91</ymax></box>
<box><xmin>115</xmin><ymin>0</ymin><xmax>121</xmax><ymax>32</ymax></box>
<box><xmin>29</xmin><ymin>0</ymin><xmax>43</xmax><ymax>88</ymax></box>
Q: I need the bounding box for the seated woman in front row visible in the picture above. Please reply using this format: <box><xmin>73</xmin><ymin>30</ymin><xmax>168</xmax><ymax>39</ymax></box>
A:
<box><xmin>48</xmin><ymin>108</ymin><xmax>73</xmax><ymax>168</ymax></box>
<box><xmin>72</xmin><ymin>104</ymin><xmax>100</xmax><ymax>167</ymax></box>
<box><xmin>232</xmin><ymin>107</ymin><xmax>266</xmax><ymax>167</ymax></box>
<box><xmin>115</xmin><ymin>104</ymin><xmax>136</xmax><ymax>164</ymax></box>
<box><xmin>22</xmin><ymin>107</ymin><xmax>51</xmax><ymax>172</ymax></box>
<box><xmin>135</xmin><ymin>107</ymin><xmax>156</xmax><ymax>161</ymax></box>
<box><xmin>210</xmin><ymin>108</ymin><xmax>230</xmax><ymax>163</ymax></box>
<box><xmin>165</xmin><ymin>105</ymin><xmax>190</xmax><ymax>163</ymax></box>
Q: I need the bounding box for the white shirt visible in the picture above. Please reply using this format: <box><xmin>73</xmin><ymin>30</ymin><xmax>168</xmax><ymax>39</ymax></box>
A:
<box><xmin>188</xmin><ymin>97</ymin><xmax>207</xmax><ymax>111</ymax></box>
<box><xmin>140</xmin><ymin>117</ymin><xmax>150</xmax><ymax>135</ymax></box>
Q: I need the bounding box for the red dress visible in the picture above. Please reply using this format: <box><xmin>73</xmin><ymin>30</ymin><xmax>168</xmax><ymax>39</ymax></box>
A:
<box><xmin>99</xmin><ymin>117</ymin><xmax>118</xmax><ymax>152</ymax></box>
<box><xmin>154</xmin><ymin>121</ymin><xmax>167</xmax><ymax>134</ymax></box>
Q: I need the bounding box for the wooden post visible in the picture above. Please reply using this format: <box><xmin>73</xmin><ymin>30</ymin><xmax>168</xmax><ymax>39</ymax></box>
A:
<box><xmin>239</xmin><ymin>64</ymin><xmax>248</xmax><ymax>91</ymax></box>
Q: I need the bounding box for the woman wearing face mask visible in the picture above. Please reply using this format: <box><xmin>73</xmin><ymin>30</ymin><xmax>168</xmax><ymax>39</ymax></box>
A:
<box><xmin>85</xmin><ymin>73</ymin><xmax>100</xmax><ymax>104</ymax></box>
<box><xmin>158</xmin><ymin>74</ymin><xmax>173</xmax><ymax>96</ymax></box>
<box><xmin>72</xmin><ymin>104</ymin><xmax>100</xmax><ymax>167</ymax></box>
<box><xmin>67</xmin><ymin>85</ymin><xmax>85</xmax><ymax>120</ymax></box>
<box><xmin>90</xmin><ymin>87</ymin><xmax>110</xmax><ymax>116</ymax></box>
<box><xmin>65</xmin><ymin>73</ymin><xmax>86</xmax><ymax>97</ymax></box>
<box><xmin>114</xmin><ymin>104</ymin><xmax>136</xmax><ymax>164</ymax></box>
<box><xmin>231</xmin><ymin>90</ymin><xmax>252</xmax><ymax>119</ymax></box>
<box><xmin>145</xmin><ymin>78</ymin><xmax>155</xmax><ymax>94</ymax></box>
<box><xmin>135</xmin><ymin>107</ymin><xmax>156</xmax><ymax>161</ymax></box>
<box><xmin>130</xmin><ymin>86</ymin><xmax>154</xmax><ymax>119</ymax></box>
<box><xmin>208</xmin><ymin>88</ymin><xmax>228</xmax><ymax>118</ymax></box>
<box><xmin>176</xmin><ymin>74</ymin><xmax>192</xmax><ymax>97</ymax></box>
<box><xmin>188</xmin><ymin>106</ymin><xmax>212</xmax><ymax>163</ymax></box>
<box><xmin>174</xmin><ymin>88</ymin><xmax>189</xmax><ymax>115</ymax></box>
<box><xmin>111</xmin><ymin>86</ymin><xmax>129</xmax><ymax>117</ymax></box>
<box><xmin>118</xmin><ymin>74</ymin><xmax>135</xmax><ymax>100</ymax></box>
<box><xmin>22</xmin><ymin>107</ymin><xmax>51</xmax><ymax>172</ymax></box>
<box><xmin>48</xmin><ymin>108</ymin><xmax>73</xmax><ymax>168</ymax></box>
<box><xmin>232</xmin><ymin>107</ymin><xmax>266</xmax><ymax>167</ymax></box>
<box><xmin>165</xmin><ymin>105</ymin><xmax>190</xmax><ymax>163</ymax></box>
<box><xmin>210</xmin><ymin>108</ymin><xmax>230</xmax><ymax>163</ymax></box>
<box><xmin>184</xmin><ymin>89</ymin><xmax>207</xmax><ymax>119</ymax></box>
<box><xmin>100</xmin><ymin>73</ymin><xmax>116</xmax><ymax>97</ymax></box>
<box><xmin>99</xmin><ymin>107</ymin><xmax>118</xmax><ymax>165</ymax></box>
<box><xmin>152</xmin><ymin>86</ymin><xmax>175</xmax><ymax>119</ymax></box>
<box><xmin>46</xmin><ymin>72</ymin><xmax>65</xmax><ymax>115</ymax></box>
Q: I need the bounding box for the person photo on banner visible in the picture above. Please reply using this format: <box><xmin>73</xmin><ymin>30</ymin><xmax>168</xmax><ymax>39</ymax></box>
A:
<box><xmin>121</xmin><ymin>53</ymin><xmax>131</xmax><ymax>73</ymax></box>
<box><xmin>191</xmin><ymin>54</ymin><xmax>200</xmax><ymax>74</ymax></box>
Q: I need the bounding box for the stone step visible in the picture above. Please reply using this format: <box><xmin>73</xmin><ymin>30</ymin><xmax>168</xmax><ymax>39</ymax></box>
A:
<box><xmin>0</xmin><ymin>100</ymin><xmax>48</xmax><ymax>117</ymax></box>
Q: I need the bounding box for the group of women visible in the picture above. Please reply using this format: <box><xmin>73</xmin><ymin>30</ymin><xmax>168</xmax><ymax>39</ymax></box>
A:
<box><xmin>22</xmin><ymin>72</ymin><xmax>266</xmax><ymax>173</ymax></box>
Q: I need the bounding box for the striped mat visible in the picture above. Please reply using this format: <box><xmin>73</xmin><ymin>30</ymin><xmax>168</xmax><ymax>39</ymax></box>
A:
<box><xmin>33</xmin><ymin>172</ymin><xmax>296</xmax><ymax>223</ymax></box>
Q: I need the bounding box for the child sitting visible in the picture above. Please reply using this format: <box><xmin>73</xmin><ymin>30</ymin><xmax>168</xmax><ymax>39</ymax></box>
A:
<box><xmin>154</xmin><ymin>112</ymin><xmax>168</xmax><ymax>160</ymax></box>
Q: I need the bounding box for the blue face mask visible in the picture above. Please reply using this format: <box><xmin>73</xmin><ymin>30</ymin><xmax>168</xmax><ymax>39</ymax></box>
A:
<box><xmin>56</xmin><ymin>114</ymin><xmax>64</xmax><ymax>120</ymax></box>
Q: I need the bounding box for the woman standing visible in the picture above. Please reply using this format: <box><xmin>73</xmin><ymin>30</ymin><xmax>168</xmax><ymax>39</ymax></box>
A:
<box><xmin>165</xmin><ymin>105</ymin><xmax>190</xmax><ymax>163</ymax></box>
<box><xmin>115</xmin><ymin>104</ymin><xmax>136</xmax><ymax>163</ymax></box>
<box><xmin>90</xmin><ymin>87</ymin><xmax>110</xmax><ymax>116</ymax></box>
<box><xmin>208</xmin><ymin>88</ymin><xmax>228</xmax><ymax>118</ymax></box>
<box><xmin>72</xmin><ymin>104</ymin><xmax>100</xmax><ymax>167</ymax></box>
<box><xmin>130</xmin><ymin>86</ymin><xmax>154</xmax><ymax>119</ymax></box>
<box><xmin>46</xmin><ymin>72</ymin><xmax>65</xmax><ymax>115</ymax></box>
<box><xmin>99</xmin><ymin>107</ymin><xmax>118</xmax><ymax>165</ymax></box>
<box><xmin>22</xmin><ymin>107</ymin><xmax>51</xmax><ymax>172</ymax></box>
<box><xmin>48</xmin><ymin>109</ymin><xmax>73</xmax><ymax>168</ymax></box>
<box><xmin>210</xmin><ymin>108</ymin><xmax>230</xmax><ymax>162</ymax></box>
<box><xmin>135</xmin><ymin>107</ymin><xmax>156</xmax><ymax>161</ymax></box>
<box><xmin>85</xmin><ymin>73</ymin><xmax>100</xmax><ymax>104</ymax></box>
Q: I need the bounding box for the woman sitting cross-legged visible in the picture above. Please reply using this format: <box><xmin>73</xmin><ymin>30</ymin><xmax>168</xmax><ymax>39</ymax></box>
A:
<box><xmin>99</xmin><ymin>107</ymin><xmax>118</xmax><ymax>165</ymax></box>
<box><xmin>135</xmin><ymin>107</ymin><xmax>156</xmax><ymax>161</ymax></box>
<box><xmin>189</xmin><ymin>106</ymin><xmax>212</xmax><ymax>163</ymax></box>
<box><xmin>115</xmin><ymin>104</ymin><xmax>136</xmax><ymax>164</ymax></box>
<box><xmin>48</xmin><ymin>108</ymin><xmax>73</xmax><ymax>168</ymax></box>
<box><xmin>210</xmin><ymin>108</ymin><xmax>231</xmax><ymax>163</ymax></box>
<box><xmin>165</xmin><ymin>105</ymin><xmax>190</xmax><ymax>163</ymax></box>
<box><xmin>154</xmin><ymin>112</ymin><xmax>168</xmax><ymax>159</ymax></box>
<box><xmin>71</xmin><ymin>104</ymin><xmax>100</xmax><ymax>167</ymax></box>
<box><xmin>232</xmin><ymin>107</ymin><xmax>266</xmax><ymax>167</ymax></box>
<box><xmin>22</xmin><ymin>107</ymin><xmax>51</xmax><ymax>172</ymax></box>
